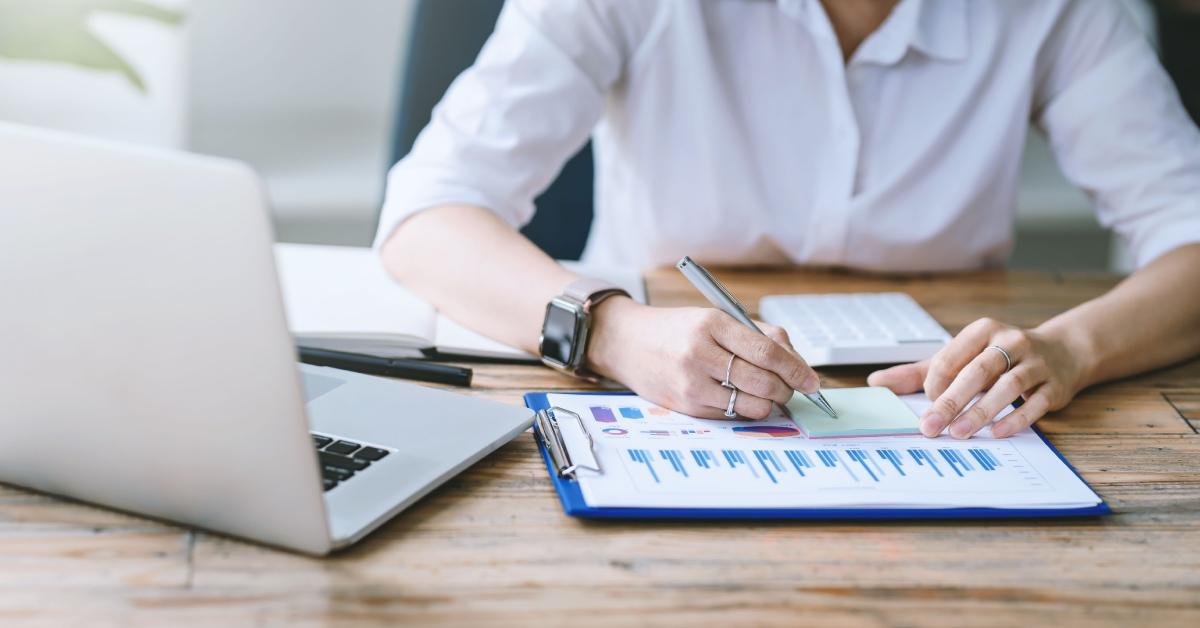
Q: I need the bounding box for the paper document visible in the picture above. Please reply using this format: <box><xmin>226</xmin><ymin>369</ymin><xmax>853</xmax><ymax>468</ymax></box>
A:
<box><xmin>547</xmin><ymin>392</ymin><xmax>1102</xmax><ymax>510</ymax></box>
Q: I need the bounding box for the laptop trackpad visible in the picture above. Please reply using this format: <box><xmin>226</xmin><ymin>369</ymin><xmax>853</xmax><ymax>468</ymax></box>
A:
<box><xmin>301</xmin><ymin>371</ymin><xmax>346</xmax><ymax>403</ymax></box>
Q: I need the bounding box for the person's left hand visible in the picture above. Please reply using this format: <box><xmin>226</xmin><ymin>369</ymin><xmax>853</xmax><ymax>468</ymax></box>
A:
<box><xmin>866</xmin><ymin>318</ymin><xmax>1094</xmax><ymax>439</ymax></box>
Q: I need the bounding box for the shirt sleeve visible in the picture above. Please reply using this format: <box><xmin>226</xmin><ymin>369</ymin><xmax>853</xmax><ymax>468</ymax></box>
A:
<box><xmin>1033</xmin><ymin>0</ymin><xmax>1200</xmax><ymax>268</ymax></box>
<box><xmin>374</xmin><ymin>0</ymin><xmax>660</xmax><ymax>248</ymax></box>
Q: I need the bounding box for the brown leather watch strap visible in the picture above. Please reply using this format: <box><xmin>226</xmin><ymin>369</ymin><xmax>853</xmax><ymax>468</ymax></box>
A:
<box><xmin>563</xmin><ymin>278</ymin><xmax>628</xmax><ymax>313</ymax></box>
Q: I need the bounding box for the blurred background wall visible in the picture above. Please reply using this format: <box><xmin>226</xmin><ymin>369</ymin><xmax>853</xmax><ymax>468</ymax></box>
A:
<box><xmin>1</xmin><ymin>0</ymin><xmax>1192</xmax><ymax>272</ymax></box>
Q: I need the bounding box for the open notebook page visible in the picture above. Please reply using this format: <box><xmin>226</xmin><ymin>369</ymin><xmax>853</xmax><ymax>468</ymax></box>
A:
<box><xmin>275</xmin><ymin>244</ymin><xmax>436</xmax><ymax>356</ymax></box>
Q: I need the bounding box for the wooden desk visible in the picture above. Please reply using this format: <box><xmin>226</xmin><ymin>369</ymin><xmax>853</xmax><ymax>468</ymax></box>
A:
<box><xmin>3</xmin><ymin>269</ymin><xmax>1198</xmax><ymax>626</ymax></box>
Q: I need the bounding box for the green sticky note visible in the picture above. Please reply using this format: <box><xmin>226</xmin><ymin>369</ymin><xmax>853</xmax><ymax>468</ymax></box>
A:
<box><xmin>787</xmin><ymin>387</ymin><xmax>920</xmax><ymax>438</ymax></box>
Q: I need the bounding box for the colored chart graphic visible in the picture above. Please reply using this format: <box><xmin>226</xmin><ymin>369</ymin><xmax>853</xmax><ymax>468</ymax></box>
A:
<box><xmin>619</xmin><ymin>407</ymin><xmax>644</xmax><ymax>419</ymax></box>
<box><xmin>647</xmin><ymin>406</ymin><xmax>670</xmax><ymax>416</ymax></box>
<box><xmin>601</xmin><ymin>427</ymin><xmax>629</xmax><ymax>436</ymax></box>
<box><xmin>731</xmin><ymin>425</ymin><xmax>801</xmax><ymax>438</ymax></box>
<box><xmin>619</xmin><ymin>442</ymin><xmax>1043</xmax><ymax>491</ymax></box>
<box><xmin>589</xmin><ymin>406</ymin><xmax>616</xmax><ymax>423</ymax></box>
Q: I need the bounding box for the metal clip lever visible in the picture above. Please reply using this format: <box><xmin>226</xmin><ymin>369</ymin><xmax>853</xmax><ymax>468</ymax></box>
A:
<box><xmin>534</xmin><ymin>406</ymin><xmax>602</xmax><ymax>478</ymax></box>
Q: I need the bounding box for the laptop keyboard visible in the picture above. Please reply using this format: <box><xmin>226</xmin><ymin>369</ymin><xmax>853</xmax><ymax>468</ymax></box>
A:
<box><xmin>311</xmin><ymin>432</ymin><xmax>391</xmax><ymax>492</ymax></box>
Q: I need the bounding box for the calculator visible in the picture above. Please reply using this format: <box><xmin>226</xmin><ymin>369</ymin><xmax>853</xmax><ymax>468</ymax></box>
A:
<box><xmin>759</xmin><ymin>292</ymin><xmax>952</xmax><ymax>366</ymax></box>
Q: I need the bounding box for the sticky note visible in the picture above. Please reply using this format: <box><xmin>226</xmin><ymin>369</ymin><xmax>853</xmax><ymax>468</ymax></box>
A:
<box><xmin>786</xmin><ymin>387</ymin><xmax>921</xmax><ymax>438</ymax></box>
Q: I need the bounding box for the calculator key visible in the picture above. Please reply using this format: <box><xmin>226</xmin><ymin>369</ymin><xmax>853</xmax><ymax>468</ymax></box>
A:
<box><xmin>312</xmin><ymin>434</ymin><xmax>332</xmax><ymax>448</ymax></box>
<box><xmin>323</xmin><ymin>478</ymin><xmax>338</xmax><ymax>491</ymax></box>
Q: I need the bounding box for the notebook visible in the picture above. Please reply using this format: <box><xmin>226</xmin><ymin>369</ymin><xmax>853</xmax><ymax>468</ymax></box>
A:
<box><xmin>274</xmin><ymin>244</ymin><xmax>646</xmax><ymax>361</ymax></box>
<box><xmin>525</xmin><ymin>391</ymin><xmax>1109</xmax><ymax>519</ymax></box>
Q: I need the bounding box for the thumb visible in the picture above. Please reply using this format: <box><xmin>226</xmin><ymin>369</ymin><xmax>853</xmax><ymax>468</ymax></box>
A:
<box><xmin>867</xmin><ymin>360</ymin><xmax>929</xmax><ymax>394</ymax></box>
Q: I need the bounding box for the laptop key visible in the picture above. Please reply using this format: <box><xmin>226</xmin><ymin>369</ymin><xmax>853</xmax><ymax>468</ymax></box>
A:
<box><xmin>320</xmin><ymin>451</ymin><xmax>369</xmax><ymax>472</ymax></box>
<box><xmin>325</xmin><ymin>440</ymin><xmax>361</xmax><ymax>456</ymax></box>
<box><xmin>355</xmin><ymin>447</ymin><xmax>389</xmax><ymax>461</ymax></box>
<box><xmin>312</xmin><ymin>434</ymin><xmax>332</xmax><ymax>448</ymax></box>
<box><xmin>323</xmin><ymin>465</ymin><xmax>355</xmax><ymax>481</ymax></box>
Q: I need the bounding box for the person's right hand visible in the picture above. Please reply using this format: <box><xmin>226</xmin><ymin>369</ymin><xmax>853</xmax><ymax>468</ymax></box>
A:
<box><xmin>584</xmin><ymin>296</ymin><xmax>821</xmax><ymax>420</ymax></box>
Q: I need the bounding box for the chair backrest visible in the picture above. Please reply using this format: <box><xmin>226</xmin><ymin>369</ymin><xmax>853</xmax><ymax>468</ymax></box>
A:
<box><xmin>389</xmin><ymin>0</ymin><xmax>594</xmax><ymax>260</ymax></box>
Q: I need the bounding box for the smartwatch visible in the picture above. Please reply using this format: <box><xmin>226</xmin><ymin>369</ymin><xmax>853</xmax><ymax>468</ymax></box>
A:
<box><xmin>539</xmin><ymin>278</ymin><xmax>629</xmax><ymax>377</ymax></box>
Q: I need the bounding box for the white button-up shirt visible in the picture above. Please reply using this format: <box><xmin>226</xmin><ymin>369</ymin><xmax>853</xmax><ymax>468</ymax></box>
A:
<box><xmin>377</xmin><ymin>0</ymin><xmax>1200</xmax><ymax>272</ymax></box>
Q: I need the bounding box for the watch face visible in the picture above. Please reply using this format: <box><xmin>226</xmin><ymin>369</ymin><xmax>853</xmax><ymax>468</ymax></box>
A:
<box><xmin>540</xmin><ymin>302</ymin><xmax>580</xmax><ymax>366</ymax></box>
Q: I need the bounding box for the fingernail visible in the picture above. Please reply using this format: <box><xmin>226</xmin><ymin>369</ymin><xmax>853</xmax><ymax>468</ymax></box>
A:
<box><xmin>992</xmin><ymin>424</ymin><xmax>1009</xmax><ymax>438</ymax></box>
<box><xmin>950</xmin><ymin>420</ymin><xmax>972</xmax><ymax>439</ymax></box>
<box><xmin>920</xmin><ymin>413</ymin><xmax>944</xmax><ymax>436</ymax></box>
<box><xmin>801</xmin><ymin>374</ymin><xmax>819</xmax><ymax>393</ymax></box>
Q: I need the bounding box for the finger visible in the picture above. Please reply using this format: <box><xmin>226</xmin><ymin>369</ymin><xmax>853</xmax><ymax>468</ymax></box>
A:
<box><xmin>991</xmin><ymin>388</ymin><xmax>1052</xmax><ymax>438</ymax></box>
<box><xmin>867</xmin><ymin>360</ymin><xmax>929</xmax><ymax>394</ymax></box>
<box><xmin>711</xmin><ymin>315</ymin><xmax>818</xmax><ymax>393</ymax></box>
<box><xmin>920</xmin><ymin>346</ymin><xmax>1011</xmax><ymax>437</ymax></box>
<box><xmin>691</xmin><ymin>379</ymin><xmax>776</xmax><ymax>420</ymax></box>
<box><xmin>728</xmin><ymin>357</ymin><xmax>794</xmax><ymax>405</ymax></box>
<box><xmin>693</xmin><ymin>344</ymin><xmax>793</xmax><ymax>406</ymax></box>
<box><xmin>924</xmin><ymin>318</ymin><xmax>1003</xmax><ymax>401</ymax></box>
<box><xmin>758</xmin><ymin>322</ymin><xmax>798</xmax><ymax>353</ymax></box>
<box><xmin>946</xmin><ymin>363</ymin><xmax>1043</xmax><ymax>439</ymax></box>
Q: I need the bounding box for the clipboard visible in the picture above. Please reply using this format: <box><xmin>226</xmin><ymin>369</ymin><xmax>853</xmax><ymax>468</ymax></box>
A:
<box><xmin>526</xmin><ymin>391</ymin><xmax>1112</xmax><ymax>520</ymax></box>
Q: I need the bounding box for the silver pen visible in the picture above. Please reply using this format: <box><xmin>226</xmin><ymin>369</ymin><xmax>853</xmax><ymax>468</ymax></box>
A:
<box><xmin>676</xmin><ymin>256</ymin><xmax>838</xmax><ymax>419</ymax></box>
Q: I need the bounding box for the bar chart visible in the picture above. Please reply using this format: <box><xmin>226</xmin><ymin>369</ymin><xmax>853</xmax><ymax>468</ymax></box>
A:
<box><xmin>618</xmin><ymin>441</ymin><xmax>1049</xmax><ymax>493</ymax></box>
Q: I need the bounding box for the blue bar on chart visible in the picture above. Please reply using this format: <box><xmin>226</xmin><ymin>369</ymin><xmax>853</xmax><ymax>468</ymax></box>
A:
<box><xmin>691</xmin><ymin>449</ymin><xmax>719</xmax><ymax>469</ymax></box>
<box><xmin>659</xmin><ymin>449</ymin><xmax>688</xmax><ymax>477</ymax></box>
<box><xmin>783</xmin><ymin>450</ymin><xmax>812</xmax><ymax>476</ymax></box>
<box><xmin>876</xmin><ymin>448</ymin><xmax>906</xmax><ymax>476</ymax></box>
<box><xmin>590</xmin><ymin>406</ymin><xmax>616</xmax><ymax>423</ymax></box>
<box><xmin>907</xmin><ymin>448</ymin><xmax>943</xmax><ymax>477</ymax></box>
<box><xmin>938</xmin><ymin>448</ymin><xmax>975</xmax><ymax>477</ymax></box>
<box><xmin>969</xmin><ymin>447</ymin><xmax>1001</xmax><ymax>471</ymax></box>
<box><xmin>846</xmin><ymin>449</ymin><xmax>880</xmax><ymax>482</ymax></box>
<box><xmin>753</xmin><ymin>449</ymin><xmax>785</xmax><ymax>484</ymax></box>
<box><xmin>627</xmin><ymin>449</ymin><xmax>660</xmax><ymax>483</ymax></box>
<box><xmin>721</xmin><ymin>449</ymin><xmax>759</xmax><ymax>478</ymax></box>
<box><xmin>815</xmin><ymin>449</ymin><xmax>838</xmax><ymax>468</ymax></box>
<box><xmin>619</xmin><ymin>407</ymin><xmax>644</xmax><ymax>419</ymax></box>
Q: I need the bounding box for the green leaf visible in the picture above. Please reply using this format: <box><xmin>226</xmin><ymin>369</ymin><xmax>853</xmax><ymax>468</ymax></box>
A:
<box><xmin>0</xmin><ymin>0</ymin><xmax>185</xmax><ymax>93</ymax></box>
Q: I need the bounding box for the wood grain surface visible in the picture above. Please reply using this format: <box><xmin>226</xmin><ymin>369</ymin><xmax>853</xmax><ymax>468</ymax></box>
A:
<box><xmin>1</xmin><ymin>268</ymin><xmax>1197</xmax><ymax>627</ymax></box>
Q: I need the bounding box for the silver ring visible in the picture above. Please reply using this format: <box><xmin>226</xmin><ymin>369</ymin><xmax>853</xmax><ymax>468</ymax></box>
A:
<box><xmin>721</xmin><ymin>353</ymin><xmax>737</xmax><ymax>389</ymax></box>
<box><xmin>987</xmin><ymin>345</ymin><xmax>1012</xmax><ymax>373</ymax></box>
<box><xmin>724</xmin><ymin>387</ymin><xmax>739</xmax><ymax>417</ymax></box>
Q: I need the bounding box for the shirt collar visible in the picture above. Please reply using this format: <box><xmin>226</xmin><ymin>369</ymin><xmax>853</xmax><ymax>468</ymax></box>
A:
<box><xmin>779</xmin><ymin>0</ymin><xmax>968</xmax><ymax>64</ymax></box>
<box><xmin>910</xmin><ymin>0</ymin><xmax>968</xmax><ymax>62</ymax></box>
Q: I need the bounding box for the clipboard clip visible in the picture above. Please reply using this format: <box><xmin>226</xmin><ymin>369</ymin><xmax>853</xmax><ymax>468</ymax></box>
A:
<box><xmin>534</xmin><ymin>406</ymin><xmax>602</xmax><ymax>479</ymax></box>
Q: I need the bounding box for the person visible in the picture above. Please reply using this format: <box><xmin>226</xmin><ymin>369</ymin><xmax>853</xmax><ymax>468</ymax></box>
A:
<box><xmin>376</xmin><ymin>0</ymin><xmax>1200</xmax><ymax>439</ymax></box>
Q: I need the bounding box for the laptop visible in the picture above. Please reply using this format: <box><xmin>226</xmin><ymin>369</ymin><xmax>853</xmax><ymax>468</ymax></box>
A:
<box><xmin>0</xmin><ymin>123</ymin><xmax>533</xmax><ymax>555</ymax></box>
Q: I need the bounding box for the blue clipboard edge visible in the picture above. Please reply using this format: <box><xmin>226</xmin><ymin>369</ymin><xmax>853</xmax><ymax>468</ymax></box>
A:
<box><xmin>524</xmin><ymin>391</ymin><xmax>1111</xmax><ymax>520</ymax></box>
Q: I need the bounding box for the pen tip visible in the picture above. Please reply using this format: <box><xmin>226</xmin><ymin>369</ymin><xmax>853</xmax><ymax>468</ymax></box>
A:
<box><xmin>810</xmin><ymin>391</ymin><xmax>838</xmax><ymax>419</ymax></box>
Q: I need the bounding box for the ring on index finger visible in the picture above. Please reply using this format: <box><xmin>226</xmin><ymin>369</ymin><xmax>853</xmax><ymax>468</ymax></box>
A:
<box><xmin>722</xmin><ymin>353</ymin><xmax>737</xmax><ymax>389</ymax></box>
<box><xmin>725</xmin><ymin>386</ymin><xmax>739</xmax><ymax>417</ymax></box>
<box><xmin>987</xmin><ymin>345</ymin><xmax>1012</xmax><ymax>373</ymax></box>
